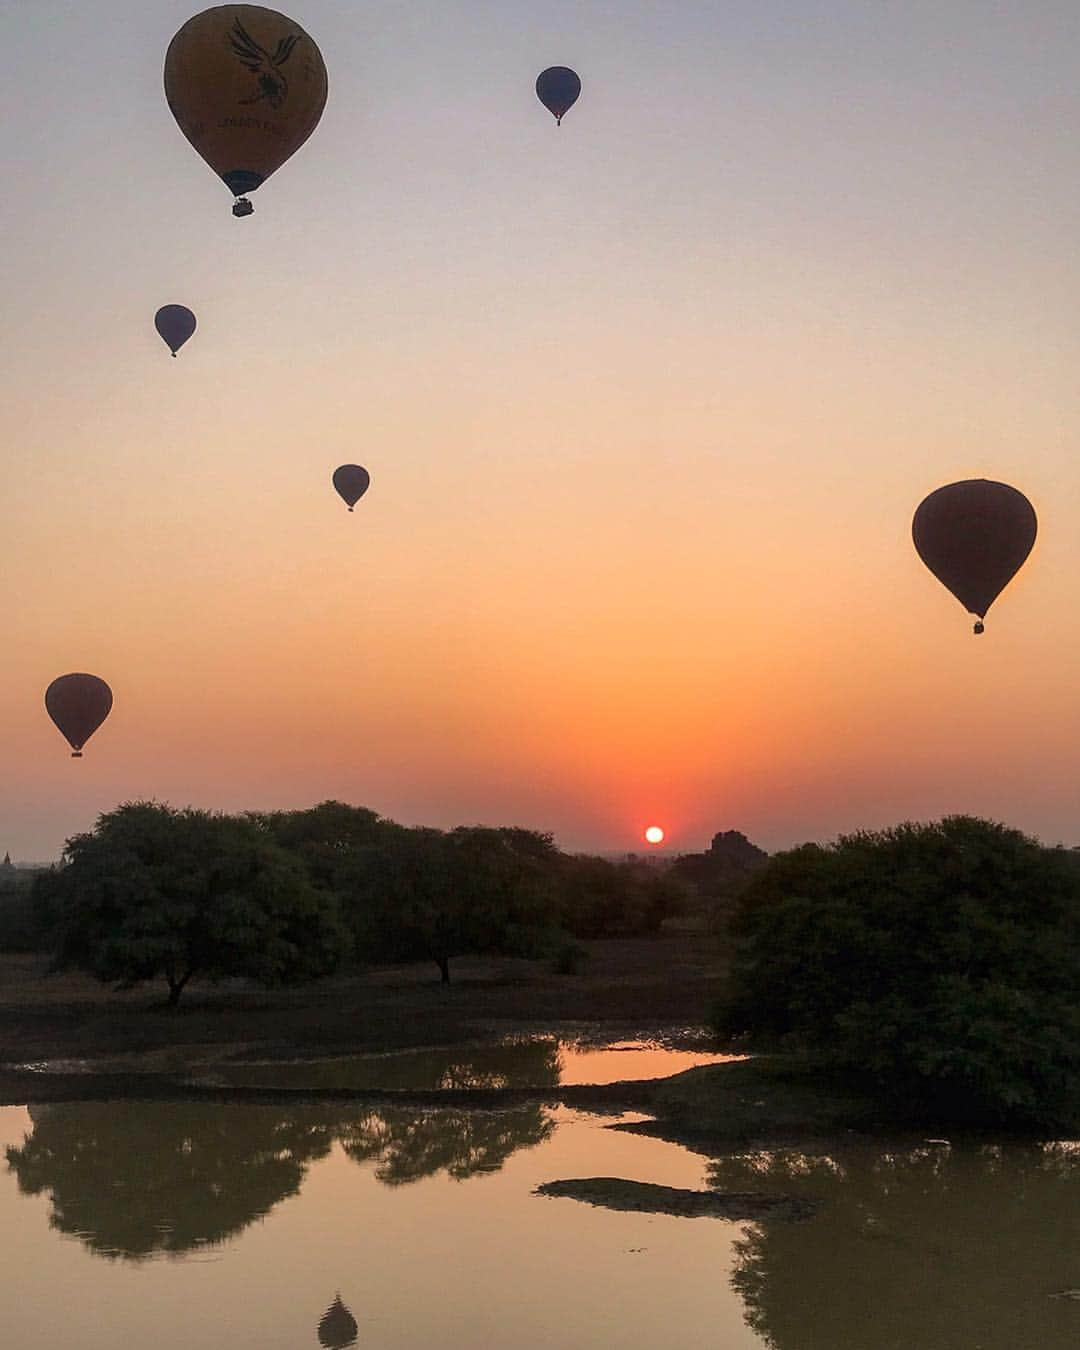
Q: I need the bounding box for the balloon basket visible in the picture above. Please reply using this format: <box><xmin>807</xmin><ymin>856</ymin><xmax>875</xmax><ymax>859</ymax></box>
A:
<box><xmin>232</xmin><ymin>198</ymin><xmax>254</xmax><ymax>218</ymax></box>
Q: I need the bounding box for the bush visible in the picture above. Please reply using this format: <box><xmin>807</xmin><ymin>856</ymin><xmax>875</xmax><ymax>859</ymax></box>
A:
<box><xmin>715</xmin><ymin>816</ymin><xmax>1080</xmax><ymax>1129</ymax></box>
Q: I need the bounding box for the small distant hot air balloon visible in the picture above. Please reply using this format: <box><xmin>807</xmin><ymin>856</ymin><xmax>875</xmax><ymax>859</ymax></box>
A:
<box><xmin>154</xmin><ymin>305</ymin><xmax>197</xmax><ymax>356</ymax></box>
<box><xmin>912</xmin><ymin>479</ymin><xmax>1037</xmax><ymax>634</ymax></box>
<box><xmin>333</xmin><ymin>465</ymin><xmax>370</xmax><ymax>512</ymax></box>
<box><xmin>318</xmin><ymin>1294</ymin><xmax>358</xmax><ymax>1350</ymax></box>
<box><xmin>45</xmin><ymin>675</ymin><xmax>113</xmax><ymax>758</ymax></box>
<box><xmin>164</xmin><ymin>5</ymin><xmax>328</xmax><ymax>217</ymax></box>
<box><xmin>536</xmin><ymin>66</ymin><xmax>581</xmax><ymax>125</ymax></box>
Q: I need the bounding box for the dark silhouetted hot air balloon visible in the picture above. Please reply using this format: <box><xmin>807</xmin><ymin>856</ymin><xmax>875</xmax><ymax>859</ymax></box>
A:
<box><xmin>332</xmin><ymin>465</ymin><xmax>370</xmax><ymax>512</ymax></box>
<box><xmin>912</xmin><ymin>479</ymin><xmax>1037</xmax><ymax>634</ymax></box>
<box><xmin>536</xmin><ymin>67</ymin><xmax>581</xmax><ymax>125</ymax></box>
<box><xmin>318</xmin><ymin>1294</ymin><xmax>358</xmax><ymax>1350</ymax></box>
<box><xmin>154</xmin><ymin>305</ymin><xmax>197</xmax><ymax>356</ymax></box>
<box><xmin>45</xmin><ymin>675</ymin><xmax>113</xmax><ymax>757</ymax></box>
<box><xmin>165</xmin><ymin>5</ymin><xmax>328</xmax><ymax>217</ymax></box>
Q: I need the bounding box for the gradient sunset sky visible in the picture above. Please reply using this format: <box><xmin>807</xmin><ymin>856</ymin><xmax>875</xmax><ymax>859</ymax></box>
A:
<box><xmin>5</xmin><ymin>1</ymin><xmax>1080</xmax><ymax>860</ymax></box>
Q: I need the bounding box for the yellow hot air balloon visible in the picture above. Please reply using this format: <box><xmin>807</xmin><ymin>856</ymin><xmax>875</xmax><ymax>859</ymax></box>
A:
<box><xmin>165</xmin><ymin>5</ymin><xmax>328</xmax><ymax>217</ymax></box>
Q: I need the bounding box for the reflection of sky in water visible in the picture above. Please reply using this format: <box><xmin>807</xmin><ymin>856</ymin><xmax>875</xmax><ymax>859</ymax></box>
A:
<box><xmin>1</xmin><ymin>1103</ymin><xmax>1077</xmax><ymax>1350</ymax></box>
<box><xmin>0</xmin><ymin>1103</ymin><xmax>759</xmax><ymax>1350</ymax></box>
<box><xmin>212</xmin><ymin>1037</ymin><xmax>740</xmax><ymax>1091</ymax></box>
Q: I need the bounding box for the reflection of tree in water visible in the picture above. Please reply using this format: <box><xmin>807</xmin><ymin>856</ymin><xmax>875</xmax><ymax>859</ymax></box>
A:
<box><xmin>349</xmin><ymin>1036</ymin><xmax>562</xmax><ymax>1092</ymax></box>
<box><xmin>5</xmin><ymin>1102</ymin><xmax>337</xmax><ymax>1261</ymax></box>
<box><xmin>5</xmin><ymin>1083</ymin><xmax>558</xmax><ymax>1264</ymax></box>
<box><xmin>339</xmin><ymin>1104</ymin><xmax>555</xmax><ymax>1184</ymax></box>
<box><xmin>712</xmin><ymin>1141</ymin><xmax>1080</xmax><ymax>1350</ymax></box>
<box><xmin>318</xmin><ymin>1293</ymin><xmax>358</xmax><ymax>1349</ymax></box>
<box><xmin>419</xmin><ymin>1035</ymin><xmax>560</xmax><ymax>1089</ymax></box>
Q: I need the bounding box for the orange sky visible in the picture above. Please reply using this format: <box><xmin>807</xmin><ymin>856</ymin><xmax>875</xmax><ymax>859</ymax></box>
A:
<box><xmin>5</xmin><ymin>2</ymin><xmax>1080</xmax><ymax>858</ymax></box>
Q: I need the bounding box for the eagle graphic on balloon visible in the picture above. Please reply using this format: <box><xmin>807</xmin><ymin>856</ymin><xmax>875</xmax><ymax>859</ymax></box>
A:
<box><xmin>228</xmin><ymin>17</ymin><xmax>300</xmax><ymax>109</ymax></box>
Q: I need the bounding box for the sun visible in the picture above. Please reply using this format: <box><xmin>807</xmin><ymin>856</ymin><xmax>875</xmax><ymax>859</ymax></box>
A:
<box><xmin>644</xmin><ymin>825</ymin><xmax>665</xmax><ymax>845</ymax></box>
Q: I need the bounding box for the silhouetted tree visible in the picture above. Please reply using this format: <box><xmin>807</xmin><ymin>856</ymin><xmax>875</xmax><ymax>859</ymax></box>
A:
<box><xmin>255</xmin><ymin>800</ymin><xmax>395</xmax><ymax>894</ymax></box>
<box><xmin>39</xmin><ymin>802</ymin><xmax>348</xmax><ymax>1005</ymax></box>
<box><xmin>716</xmin><ymin>816</ymin><xmax>1080</xmax><ymax>1127</ymax></box>
<box><xmin>556</xmin><ymin>855</ymin><xmax>688</xmax><ymax>938</ymax></box>
<box><xmin>0</xmin><ymin>875</ymin><xmax>46</xmax><ymax>952</ymax></box>
<box><xmin>365</xmin><ymin>825</ymin><xmax>559</xmax><ymax>982</ymax></box>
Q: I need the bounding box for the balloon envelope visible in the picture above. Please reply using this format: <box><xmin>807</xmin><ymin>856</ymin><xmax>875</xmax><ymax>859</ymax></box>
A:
<box><xmin>536</xmin><ymin>66</ymin><xmax>581</xmax><ymax>123</ymax></box>
<box><xmin>164</xmin><ymin>5</ymin><xmax>328</xmax><ymax>210</ymax></box>
<box><xmin>912</xmin><ymin>479</ymin><xmax>1037</xmax><ymax>626</ymax></box>
<box><xmin>332</xmin><ymin>465</ymin><xmax>370</xmax><ymax>511</ymax></box>
<box><xmin>154</xmin><ymin>305</ymin><xmax>197</xmax><ymax>356</ymax></box>
<box><xmin>45</xmin><ymin>674</ymin><xmax>113</xmax><ymax>757</ymax></box>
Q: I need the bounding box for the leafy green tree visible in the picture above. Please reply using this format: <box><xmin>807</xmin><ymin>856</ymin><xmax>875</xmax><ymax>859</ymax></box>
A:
<box><xmin>366</xmin><ymin>825</ymin><xmax>559</xmax><ymax>982</ymax></box>
<box><xmin>255</xmin><ymin>800</ymin><xmax>394</xmax><ymax>894</ymax></box>
<box><xmin>39</xmin><ymin>802</ymin><xmax>348</xmax><ymax>1005</ymax></box>
<box><xmin>716</xmin><ymin>816</ymin><xmax>1080</xmax><ymax>1128</ymax></box>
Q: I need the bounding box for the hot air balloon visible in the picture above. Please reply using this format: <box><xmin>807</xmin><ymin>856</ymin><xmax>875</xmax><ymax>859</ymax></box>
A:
<box><xmin>912</xmin><ymin>479</ymin><xmax>1037</xmax><ymax>634</ymax></box>
<box><xmin>318</xmin><ymin>1295</ymin><xmax>358</xmax><ymax>1350</ymax></box>
<box><xmin>332</xmin><ymin>465</ymin><xmax>370</xmax><ymax>512</ymax></box>
<box><xmin>45</xmin><ymin>675</ymin><xmax>113</xmax><ymax>757</ymax></box>
<box><xmin>164</xmin><ymin>5</ymin><xmax>328</xmax><ymax>217</ymax></box>
<box><xmin>154</xmin><ymin>305</ymin><xmax>197</xmax><ymax>356</ymax></box>
<box><xmin>536</xmin><ymin>67</ymin><xmax>581</xmax><ymax>125</ymax></box>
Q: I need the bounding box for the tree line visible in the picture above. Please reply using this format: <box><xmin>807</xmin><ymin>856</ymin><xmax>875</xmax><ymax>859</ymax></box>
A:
<box><xmin>24</xmin><ymin>800</ymin><xmax>704</xmax><ymax>1004</ymax></box>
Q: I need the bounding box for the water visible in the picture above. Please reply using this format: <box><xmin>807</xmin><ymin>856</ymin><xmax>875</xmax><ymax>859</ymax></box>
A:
<box><xmin>203</xmin><ymin>1036</ymin><xmax>738</xmax><ymax>1091</ymax></box>
<box><xmin>0</xmin><ymin>1097</ymin><xmax>1077</xmax><ymax>1348</ymax></box>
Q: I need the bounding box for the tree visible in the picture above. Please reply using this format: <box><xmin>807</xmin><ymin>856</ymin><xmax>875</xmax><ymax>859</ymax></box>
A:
<box><xmin>557</xmin><ymin>854</ymin><xmax>688</xmax><ymax>938</ymax></box>
<box><xmin>39</xmin><ymin>802</ymin><xmax>348</xmax><ymax>1005</ymax></box>
<box><xmin>255</xmin><ymin>800</ymin><xmax>393</xmax><ymax>894</ymax></box>
<box><xmin>715</xmin><ymin>816</ymin><xmax>1080</xmax><ymax>1128</ymax></box>
<box><xmin>366</xmin><ymin>825</ymin><xmax>559</xmax><ymax>982</ymax></box>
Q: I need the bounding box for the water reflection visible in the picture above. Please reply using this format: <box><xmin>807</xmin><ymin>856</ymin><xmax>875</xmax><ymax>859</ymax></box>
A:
<box><xmin>339</xmin><ymin>1103</ymin><xmax>554</xmax><ymax>1185</ymax></box>
<box><xmin>317</xmin><ymin>1294</ymin><xmax>358</xmax><ymax>1349</ymax></box>
<box><xmin>5</xmin><ymin>1099</ymin><xmax>555</xmax><ymax>1259</ymax></box>
<box><xmin>5</xmin><ymin>1103</ymin><xmax>336</xmax><ymax>1260</ymax></box>
<box><xmin>711</xmin><ymin>1141</ymin><xmax>1080</xmax><ymax>1350</ymax></box>
<box><xmin>215</xmin><ymin>1036</ymin><xmax>729</xmax><ymax>1090</ymax></box>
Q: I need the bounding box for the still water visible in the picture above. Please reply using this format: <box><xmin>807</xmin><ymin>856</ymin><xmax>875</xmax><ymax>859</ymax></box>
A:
<box><xmin>204</xmin><ymin>1035</ymin><xmax>737</xmax><ymax>1090</ymax></box>
<box><xmin>0</xmin><ymin>1094</ymin><xmax>1077</xmax><ymax>1349</ymax></box>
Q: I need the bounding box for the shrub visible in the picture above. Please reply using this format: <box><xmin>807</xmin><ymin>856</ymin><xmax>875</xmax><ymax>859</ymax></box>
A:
<box><xmin>715</xmin><ymin>816</ymin><xmax>1080</xmax><ymax>1129</ymax></box>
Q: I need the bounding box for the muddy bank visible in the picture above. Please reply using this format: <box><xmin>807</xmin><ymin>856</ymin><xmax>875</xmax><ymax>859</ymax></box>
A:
<box><xmin>535</xmin><ymin>1177</ymin><xmax>817</xmax><ymax>1222</ymax></box>
<box><xmin>0</xmin><ymin>1066</ymin><xmax>661</xmax><ymax>1111</ymax></box>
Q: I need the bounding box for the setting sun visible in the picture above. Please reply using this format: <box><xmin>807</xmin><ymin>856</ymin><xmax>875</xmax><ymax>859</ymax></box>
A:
<box><xmin>644</xmin><ymin>826</ymin><xmax>665</xmax><ymax>845</ymax></box>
